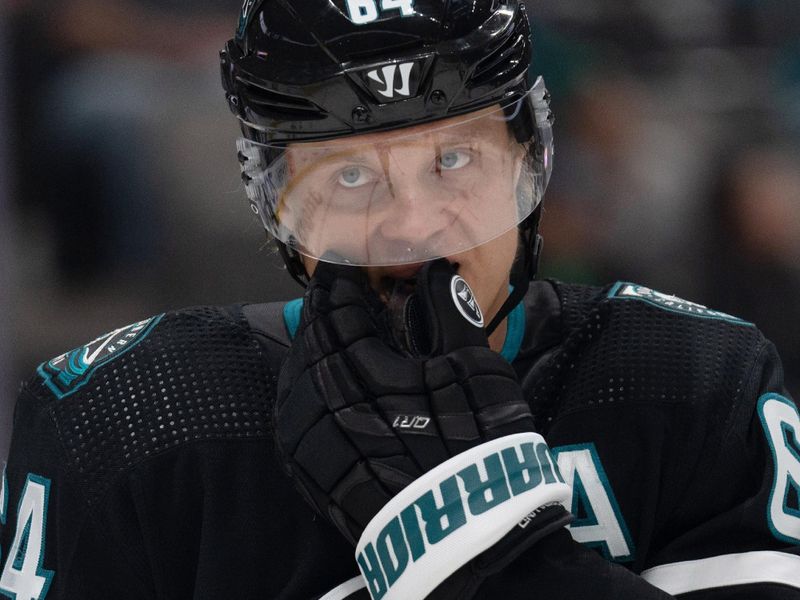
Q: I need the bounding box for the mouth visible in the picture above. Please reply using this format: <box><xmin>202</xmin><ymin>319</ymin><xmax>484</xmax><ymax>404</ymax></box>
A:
<box><xmin>371</xmin><ymin>259</ymin><xmax>463</xmax><ymax>306</ymax></box>
<box><xmin>369</xmin><ymin>263</ymin><xmax>424</xmax><ymax>303</ymax></box>
<box><xmin>381</xmin><ymin>262</ymin><xmax>426</xmax><ymax>281</ymax></box>
<box><xmin>377</xmin><ymin>269</ymin><xmax>424</xmax><ymax>356</ymax></box>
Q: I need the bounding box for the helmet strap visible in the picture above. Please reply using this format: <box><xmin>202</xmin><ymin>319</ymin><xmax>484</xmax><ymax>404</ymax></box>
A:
<box><xmin>485</xmin><ymin>207</ymin><xmax>543</xmax><ymax>337</ymax></box>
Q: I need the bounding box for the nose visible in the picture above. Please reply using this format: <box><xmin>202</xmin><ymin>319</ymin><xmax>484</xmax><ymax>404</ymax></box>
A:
<box><xmin>375</xmin><ymin>151</ymin><xmax>453</xmax><ymax>243</ymax></box>
<box><xmin>377</xmin><ymin>178</ymin><xmax>453</xmax><ymax>243</ymax></box>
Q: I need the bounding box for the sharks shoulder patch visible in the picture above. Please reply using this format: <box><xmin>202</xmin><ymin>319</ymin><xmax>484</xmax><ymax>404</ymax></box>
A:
<box><xmin>608</xmin><ymin>283</ymin><xmax>753</xmax><ymax>326</ymax></box>
<box><xmin>37</xmin><ymin>315</ymin><xmax>164</xmax><ymax>399</ymax></box>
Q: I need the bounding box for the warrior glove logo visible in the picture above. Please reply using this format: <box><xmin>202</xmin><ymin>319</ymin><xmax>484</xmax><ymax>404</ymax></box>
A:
<box><xmin>355</xmin><ymin>434</ymin><xmax>570</xmax><ymax>600</ymax></box>
<box><xmin>451</xmin><ymin>276</ymin><xmax>484</xmax><ymax>328</ymax></box>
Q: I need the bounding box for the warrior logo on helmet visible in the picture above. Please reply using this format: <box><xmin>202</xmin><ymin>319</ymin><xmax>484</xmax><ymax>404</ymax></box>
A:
<box><xmin>360</xmin><ymin>60</ymin><xmax>424</xmax><ymax>102</ymax></box>
<box><xmin>367</xmin><ymin>62</ymin><xmax>415</xmax><ymax>99</ymax></box>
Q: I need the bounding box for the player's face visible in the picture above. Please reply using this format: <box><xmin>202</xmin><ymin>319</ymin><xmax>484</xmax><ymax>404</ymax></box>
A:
<box><xmin>282</xmin><ymin>106</ymin><xmax>526</xmax><ymax>268</ymax></box>
<box><xmin>297</xmin><ymin>110</ymin><xmax>524</xmax><ymax>336</ymax></box>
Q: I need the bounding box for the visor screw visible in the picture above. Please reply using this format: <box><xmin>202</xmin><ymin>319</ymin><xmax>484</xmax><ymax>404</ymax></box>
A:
<box><xmin>352</xmin><ymin>105</ymin><xmax>370</xmax><ymax>124</ymax></box>
<box><xmin>430</xmin><ymin>90</ymin><xmax>447</xmax><ymax>106</ymax></box>
<box><xmin>227</xmin><ymin>94</ymin><xmax>240</xmax><ymax>115</ymax></box>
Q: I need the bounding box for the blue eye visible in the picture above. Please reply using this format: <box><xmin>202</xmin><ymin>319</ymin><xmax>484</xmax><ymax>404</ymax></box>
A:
<box><xmin>338</xmin><ymin>166</ymin><xmax>372</xmax><ymax>188</ymax></box>
<box><xmin>439</xmin><ymin>150</ymin><xmax>471</xmax><ymax>170</ymax></box>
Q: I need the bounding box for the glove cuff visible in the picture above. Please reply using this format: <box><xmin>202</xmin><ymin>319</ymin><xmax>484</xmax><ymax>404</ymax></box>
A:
<box><xmin>354</xmin><ymin>432</ymin><xmax>571</xmax><ymax>600</ymax></box>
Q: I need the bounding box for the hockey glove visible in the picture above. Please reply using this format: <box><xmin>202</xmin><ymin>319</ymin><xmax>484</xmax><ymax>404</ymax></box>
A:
<box><xmin>274</xmin><ymin>259</ymin><xmax>571</xmax><ymax>599</ymax></box>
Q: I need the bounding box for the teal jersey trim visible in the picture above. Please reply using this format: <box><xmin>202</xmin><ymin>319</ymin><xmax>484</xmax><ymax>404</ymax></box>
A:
<box><xmin>757</xmin><ymin>393</ymin><xmax>800</xmax><ymax>545</ymax></box>
<box><xmin>37</xmin><ymin>314</ymin><xmax>165</xmax><ymax>400</ymax></box>
<box><xmin>608</xmin><ymin>281</ymin><xmax>753</xmax><ymax>326</ymax></box>
<box><xmin>552</xmin><ymin>443</ymin><xmax>636</xmax><ymax>563</ymax></box>
<box><xmin>283</xmin><ymin>298</ymin><xmax>304</xmax><ymax>340</ymax></box>
<box><xmin>570</xmin><ymin>470</ymin><xmax>600</xmax><ymax>527</ymax></box>
<box><xmin>0</xmin><ymin>473</ymin><xmax>56</xmax><ymax>599</ymax></box>
<box><xmin>499</xmin><ymin>300</ymin><xmax>525</xmax><ymax>363</ymax></box>
<box><xmin>282</xmin><ymin>295</ymin><xmax>526</xmax><ymax>363</ymax></box>
<box><xmin>0</xmin><ymin>465</ymin><xmax>7</xmax><ymax>526</ymax></box>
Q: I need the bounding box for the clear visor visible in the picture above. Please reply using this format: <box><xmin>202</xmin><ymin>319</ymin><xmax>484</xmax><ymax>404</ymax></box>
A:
<box><xmin>239</xmin><ymin>79</ymin><xmax>553</xmax><ymax>266</ymax></box>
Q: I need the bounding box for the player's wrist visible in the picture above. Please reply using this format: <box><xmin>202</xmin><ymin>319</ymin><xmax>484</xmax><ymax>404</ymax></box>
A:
<box><xmin>430</xmin><ymin>503</ymin><xmax>573</xmax><ymax>599</ymax></box>
<box><xmin>355</xmin><ymin>432</ymin><xmax>571</xmax><ymax>600</ymax></box>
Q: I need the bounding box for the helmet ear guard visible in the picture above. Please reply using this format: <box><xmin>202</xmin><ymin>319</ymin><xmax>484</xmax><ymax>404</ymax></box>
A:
<box><xmin>276</xmin><ymin>239</ymin><xmax>311</xmax><ymax>289</ymax></box>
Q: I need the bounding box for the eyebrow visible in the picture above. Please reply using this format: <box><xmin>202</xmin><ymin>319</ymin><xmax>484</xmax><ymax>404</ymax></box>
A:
<box><xmin>433</xmin><ymin>133</ymin><xmax>476</xmax><ymax>145</ymax></box>
<box><xmin>325</xmin><ymin>153</ymin><xmax>371</xmax><ymax>164</ymax></box>
<box><xmin>291</xmin><ymin>132</ymin><xmax>481</xmax><ymax>167</ymax></box>
<box><xmin>292</xmin><ymin>147</ymin><xmax>372</xmax><ymax>165</ymax></box>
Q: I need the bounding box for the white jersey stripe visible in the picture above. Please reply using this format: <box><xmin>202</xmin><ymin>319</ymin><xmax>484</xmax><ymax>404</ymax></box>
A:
<box><xmin>641</xmin><ymin>551</ymin><xmax>800</xmax><ymax>595</ymax></box>
<box><xmin>322</xmin><ymin>551</ymin><xmax>800</xmax><ymax>598</ymax></box>
<box><xmin>318</xmin><ymin>576</ymin><xmax>366</xmax><ymax>600</ymax></box>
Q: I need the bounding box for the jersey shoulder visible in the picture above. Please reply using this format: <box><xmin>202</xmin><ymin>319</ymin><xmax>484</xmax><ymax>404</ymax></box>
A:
<box><xmin>550</xmin><ymin>279</ymin><xmax>761</xmax><ymax>343</ymax></box>
<box><xmin>537</xmin><ymin>280</ymin><xmax>769</xmax><ymax>415</ymax></box>
<box><xmin>22</xmin><ymin>302</ymin><xmax>291</xmax><ymax>504</ymax></box>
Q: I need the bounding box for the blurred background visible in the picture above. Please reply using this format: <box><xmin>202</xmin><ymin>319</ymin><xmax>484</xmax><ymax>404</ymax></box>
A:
<box><xmin>1</xmin><ymin>0</ymin><xmax>799</xmax><ymax>457</ymax></box>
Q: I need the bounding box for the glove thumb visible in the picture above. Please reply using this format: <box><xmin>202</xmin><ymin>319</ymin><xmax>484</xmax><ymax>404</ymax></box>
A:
<box><xmin>410</xmin><ymin>258</ymin><xmax>489</xmax><ymax>356</ymax></box>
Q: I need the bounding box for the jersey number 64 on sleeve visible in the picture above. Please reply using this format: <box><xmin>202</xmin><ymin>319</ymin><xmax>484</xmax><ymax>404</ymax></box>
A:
<box><xmin>0</xmin><ymin>471</ymin><xmax>54</xmax><ymax>600</ymax></box>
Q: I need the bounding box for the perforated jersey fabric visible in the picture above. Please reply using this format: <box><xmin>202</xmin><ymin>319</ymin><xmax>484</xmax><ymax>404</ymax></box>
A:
<box><xmin>1</xmin><ymin>281</ymin><xmax>799</xmax><ymax>599</ymax></box>
<box><xmin>42</xmin><ymin>307</ymin><xmax>275</xmax><ymax>504</ymax></box>
<box><xmin>525</xmin><ymin>283</ymin><xmax>762</xmax><ymax>429</ymax></box>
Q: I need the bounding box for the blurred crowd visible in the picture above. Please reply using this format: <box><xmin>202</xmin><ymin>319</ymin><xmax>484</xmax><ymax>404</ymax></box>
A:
<box><xmin>1</xmin><ymin>0</ymin><xmax>799</xmax><ymax>456</ymax></box>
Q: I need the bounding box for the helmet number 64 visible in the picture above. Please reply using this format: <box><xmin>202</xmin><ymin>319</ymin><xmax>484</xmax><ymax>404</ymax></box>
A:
<box><xmin>345</xmin><ymin>0</ymin><xmax>415</xmax><ymax>25</ymax></box>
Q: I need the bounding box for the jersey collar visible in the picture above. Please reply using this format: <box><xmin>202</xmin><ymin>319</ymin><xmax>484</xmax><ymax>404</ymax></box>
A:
<box><xmin>282</xmin><ymin>297</ymin><xmax>525</xmax><ymax>363</ymax></box>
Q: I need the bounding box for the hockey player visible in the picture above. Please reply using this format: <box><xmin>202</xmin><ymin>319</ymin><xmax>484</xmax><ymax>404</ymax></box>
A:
<box><xmin>1</xmin><ymin>1</ymin><xmax>799</xmax><ymax>598</ymax></box>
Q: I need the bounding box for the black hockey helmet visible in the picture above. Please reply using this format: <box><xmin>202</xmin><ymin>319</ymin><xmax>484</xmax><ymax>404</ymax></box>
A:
<box><xmin>220</xmin><ymin>0</ymin><xmax>554</xmax><ymax>333</ymax></box>
<box><xmin>222</xmin><ymin>0</ymin><xmax>537</xmax><ymax>143</ymax></box>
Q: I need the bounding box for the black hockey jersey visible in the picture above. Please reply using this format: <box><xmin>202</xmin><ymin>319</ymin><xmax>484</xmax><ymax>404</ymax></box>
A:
<box><xmin>1</xmin><ymin>280</ymin><xmax>799</xmax><ymax>599</ymax></box>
